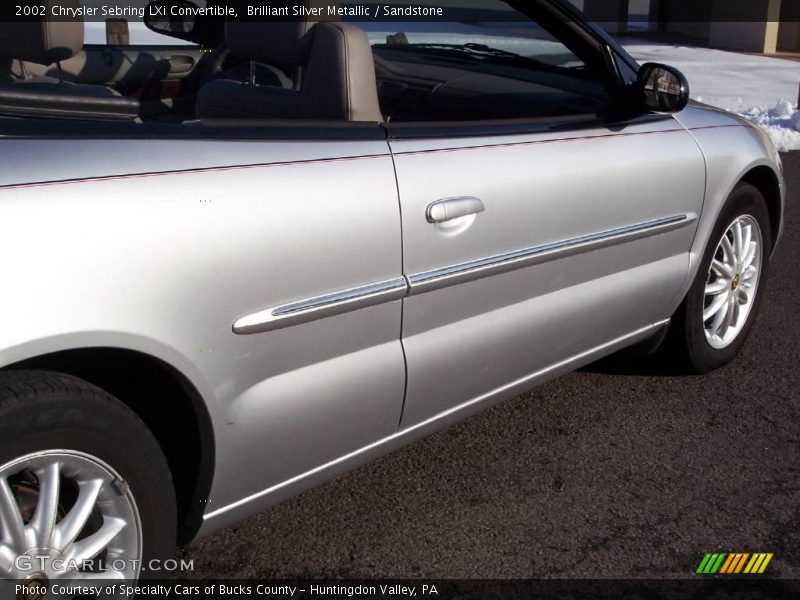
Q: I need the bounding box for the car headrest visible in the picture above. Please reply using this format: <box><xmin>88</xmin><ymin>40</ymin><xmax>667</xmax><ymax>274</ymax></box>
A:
<box><xmin>0</xmin><ymin>0</ymin><xmax>84</xmax><ymax>66</ymax></box>
<box><xmin>225</xmin><ymin>0</ymin><xmax>338</xmax><ymax>73</ymax></box>
<box><xmin>197</xmin><ymin>21</ymin><xmax>382</xmax><ymax>123</ymax></box>
<box><xmin>302</xmin><ymin>22</ymin><xmax>382</xmax><ymax>122</ymax></box>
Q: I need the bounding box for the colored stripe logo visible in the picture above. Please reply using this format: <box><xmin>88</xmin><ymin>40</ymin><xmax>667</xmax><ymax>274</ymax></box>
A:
<box><xmin>697</xmin><ymin>553</ymin><xmax>773</xmax><ymax>574</ymax></box>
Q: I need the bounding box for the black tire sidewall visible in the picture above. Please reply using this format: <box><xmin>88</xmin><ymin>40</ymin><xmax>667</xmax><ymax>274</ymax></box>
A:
<box><xmin>0</xmin><ymin>390</ymin><xmax>177</xmax><ymax>578</ymax></box>
<box><xmin>681</xmin><ymin>183</ymin><xmax>771</xmax><ymax>373</ymax></box>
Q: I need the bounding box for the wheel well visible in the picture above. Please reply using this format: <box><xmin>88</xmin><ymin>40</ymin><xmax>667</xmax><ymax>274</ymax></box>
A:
<box><xmin>741</xmin><ymin>166</ymin><xmax>782</xmax><ymax>251</ymax></box>
<box><xmin>3</xmin><ymin>348</ymin><xmax>214</xmax><ymax>545</ymax></box>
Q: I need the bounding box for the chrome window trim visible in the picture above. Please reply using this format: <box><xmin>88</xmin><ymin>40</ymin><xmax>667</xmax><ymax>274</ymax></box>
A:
<box><xmin>408</xmin><ymin>213</ymin><xmax>697</xmax><ymax>294</ymax></box>
<box><xmin>233</xmin><ymin>214</ymin><xmax>695</xmax><ymax>334</ymax></box>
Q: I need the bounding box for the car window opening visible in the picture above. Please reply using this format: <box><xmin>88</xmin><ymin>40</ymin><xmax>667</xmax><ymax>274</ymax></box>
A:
<box><xmin>0</xmin><ymin>0</ymin><xmax>615</xmax><ymax>128</ymax></box>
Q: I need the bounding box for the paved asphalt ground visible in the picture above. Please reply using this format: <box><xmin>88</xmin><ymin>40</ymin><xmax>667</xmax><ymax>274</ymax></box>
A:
<box><xmin>187</xmin><ymin>153</ymin><xmax>798</xmax><ymax>580</ymax></box>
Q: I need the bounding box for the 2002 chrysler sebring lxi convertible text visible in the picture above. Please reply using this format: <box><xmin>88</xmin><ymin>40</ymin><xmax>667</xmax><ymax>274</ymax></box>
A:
<box><xmin>0</xmin><ymin>0</ymin><xmax>785</xmax><ymax>583</ymax></box>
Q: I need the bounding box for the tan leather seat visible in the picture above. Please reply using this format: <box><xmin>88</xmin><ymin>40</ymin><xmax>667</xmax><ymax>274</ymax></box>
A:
<box><xmin>196</xmin><ymin>0</ymin><xmax>382</xmax><ymax>122</ymax></box>
<box><xmin>0</xmin><ymin>0</ymin><xmax>138</xmax><ymax>120</ymax></box>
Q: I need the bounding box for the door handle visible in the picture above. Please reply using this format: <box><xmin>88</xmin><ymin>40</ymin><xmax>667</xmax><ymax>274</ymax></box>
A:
<box><xmin>426</xmin><ymin>197</ymin><xmax>485</xmax><ymax>224</ymax></box>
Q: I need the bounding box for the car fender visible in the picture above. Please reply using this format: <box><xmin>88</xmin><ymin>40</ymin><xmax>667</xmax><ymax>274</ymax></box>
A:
<box><xmin>673</xmin><ymin>107</ymin><xmax>785</xmax><ymax>311</ymax></box>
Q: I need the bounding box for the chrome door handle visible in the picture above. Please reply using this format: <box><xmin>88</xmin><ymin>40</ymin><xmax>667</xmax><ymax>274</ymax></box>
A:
<box><xmin>426</xmin><ymin>196</ymin><xmax>485</xmax><ymax>224</ymax></box>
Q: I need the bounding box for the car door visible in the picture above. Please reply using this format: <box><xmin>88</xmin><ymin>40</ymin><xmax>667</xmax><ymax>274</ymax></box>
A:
<box><xmin>0</xmin><ymin>122</ymin><xmax>407</xmax><ymax>513</ymax></box>
<box><xmin>187</xmin><ymin>132</ymin><xmax>407</xmax><ymax>508</ymax></box>
<box><xmin>393</xmin><ymin>120</ymin><xmax>704</xmax><ymax>426</ymax></box>
<box><xmin>384</xmin><ymin>7</ymin><xmax>706</xmax><ymax>427</ymax></box>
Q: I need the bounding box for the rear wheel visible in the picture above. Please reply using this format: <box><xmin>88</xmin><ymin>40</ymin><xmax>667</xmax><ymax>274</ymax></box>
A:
<box><xmin>668</xmin><ymin>182</ymin><xmax>771</xmax><ymax>373</ymax></box>
<box><xmin>0</xmin><ymin>371</ymin><xmax>176</xmax><ymax>584</ymax></box>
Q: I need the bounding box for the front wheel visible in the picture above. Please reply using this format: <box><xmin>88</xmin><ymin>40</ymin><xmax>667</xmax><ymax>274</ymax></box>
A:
<box><xmin>0</xmin><ymin>371</ymin><xmax>176</xmax><ymax>584</ymax></box>
<box><xmin>668</xmin><ymin>182</ymin><xmax>771</xmax><ymax>373</ymax></box>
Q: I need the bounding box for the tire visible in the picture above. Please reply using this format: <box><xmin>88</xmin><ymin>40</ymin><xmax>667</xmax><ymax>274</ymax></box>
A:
<box><xmin>667</xmin><ymin>182</ymin><xmax>771</xmax><ymax>373</ymax></box>
<box><xmin>0</xmin><ymin>370</ymin><xmax>176</xmax><ymax>582</ymax></box>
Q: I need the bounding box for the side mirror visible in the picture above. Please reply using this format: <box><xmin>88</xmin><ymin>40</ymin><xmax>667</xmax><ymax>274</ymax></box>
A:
<box><xmin>637</xmin><ymin>63</ymin><xmax>690</xmax><ymax>114</ymax></box>
<box><xmin>144</xmin><ymin>0</ymin><xmax>198</xmax><ymax>41</ymax></box>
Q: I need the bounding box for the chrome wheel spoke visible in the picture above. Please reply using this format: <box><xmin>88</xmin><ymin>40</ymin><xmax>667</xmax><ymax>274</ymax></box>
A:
<box><xmin>705</xmin><ymin>278</ymin><xmax>729</xmax><ymax>295</ymax></box>
<box><xmin>64</xmin><ymin>516</ymin><xmax>126</xmax><ymax>565</ymax></box>
<box><xmin>0</xmin><ymin>476</ymin><xmax>27</xmax><ymax>551</ymax></box>
<box><xmin>709</xmin><ymin>295</ymin><xmax>729</xmax><ymax>335</ymax></box>
<box><xmin>721</xmin><ymin>234</ymin><xmax>735</xmax><ymax>265</ymax></box>
<box><xmin>741</xmin><ymin>224</ymin><xmax>752</xmax><ymax>260</ymax></box>
<box><xmin>742</xmin><ymin>242</ymin><xmax>757</xmax><ymax>270</ymax></box>
<box><xmin>716</xmin><ymin>297</ymin><xmax>736</xmax><ymax>339</ymax></box>
<box><xmin>0</xmin><ymin>544</ymin><xmax>16</xmax><ymax>573</ymax></box>
<box><xmin>30</xmin><ymin>462</ymin><xmax>60</xmax><ymax>548</ymax></box>
<box><xmin>704</xmin><ymin>293</ymin><xmax>729</xmax><ymax>322</ymax></box>
<box><xmin>711</xmin><ymin>259</ymin><xmax>733</xmax><ymax>278</ymax></box>
<box><xmin>732</xmin><ymin>221</ymin><xmax>743</xmax><ymax>259</ymax></box>
<box><xmin>730</xmin><ymin>298</ymin><xmax>740</xmax><ymax>329</ymax></box>
<box><xmin>53</xmin><ymin>478</ymin><xmax>103</xmax><ymax>551</ymax></box>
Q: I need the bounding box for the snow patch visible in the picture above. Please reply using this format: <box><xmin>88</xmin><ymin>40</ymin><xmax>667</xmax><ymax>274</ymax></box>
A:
<box><xmin>770</xmin><ymin>99</ymin><xmax>796</xmax><ymax>119</ymax></box>
<box><xmin>739</xmin><ymin>101</ymin><xmax>800</xmax><ymax>153</ymax></box>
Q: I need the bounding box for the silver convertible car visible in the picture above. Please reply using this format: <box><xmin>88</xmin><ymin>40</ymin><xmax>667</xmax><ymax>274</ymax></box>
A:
<box><xmin>0</xmin><ymin>0</ymin><xmax>785</xmax><ymax>584</ymax></box>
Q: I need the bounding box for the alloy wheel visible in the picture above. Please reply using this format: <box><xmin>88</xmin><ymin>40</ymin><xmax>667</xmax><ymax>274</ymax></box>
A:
<box><xmin>703</xmin><ymin>215</ymin><xmax>763</xmax><ymax>349</ymax></box>
<box><xmin>0</xmin><ymin>450</ymin><xmax>142</xmax><ymax>582</ymax></box>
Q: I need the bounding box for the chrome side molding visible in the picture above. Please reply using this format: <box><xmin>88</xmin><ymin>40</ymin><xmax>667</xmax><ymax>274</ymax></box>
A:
<box><xmin>407</xmin><ymin>213</ymin><xmax>697</xmax><ymax>294</ymax></box>
<box><xmin>234</xmin><ymin>214</ymin><xmax>694</xmax><ymax>334</ymax></box>
<box><xmin>233</xmin><ymin>277</ymin><xmax>408</xmax><ymax>334</ymax></box>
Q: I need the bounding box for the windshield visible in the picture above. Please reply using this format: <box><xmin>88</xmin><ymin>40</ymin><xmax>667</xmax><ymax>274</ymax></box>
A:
<box><xmin>348</xmin><ymin>1</ymin><xmax>586</xmax><ymax>70</ymax></box>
